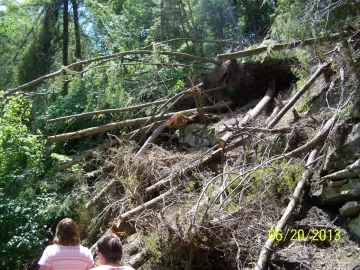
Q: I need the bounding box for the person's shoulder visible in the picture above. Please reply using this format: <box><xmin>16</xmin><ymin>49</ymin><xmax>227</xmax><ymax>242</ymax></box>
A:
<box><xmin>79</xmin><ymin>245</ymin><xmax>92</xmax><ymax>252</ymax></box>
<box><xmin>89</xmin><ymin>266</ymin><xmax>106</xmax><ymax>270</ymax></box>
<box><xmin>120</xmin><ymin>266</ymin><xmax>135</xmax><ymax>270</ymax></box>
<box><xmin>43</xmin><ymin>244</ymin><xmax>58</xmax><ymax>251</ymax></box>
<box><xmin>90</xmin><ymin>266</ymin><xmax>134</xmax><ymax>270</ymax></box>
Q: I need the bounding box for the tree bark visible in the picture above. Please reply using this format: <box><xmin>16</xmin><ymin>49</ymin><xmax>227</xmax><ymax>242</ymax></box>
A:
<box><xmin>255</xmin><ymin>150</ymin><xmax>317</xmax><ymax>270</ymax></box>
<box><xmin>283</xmin><ymin>116</ymin><xmax>335</xmax><ymax>158</ymax></box>
<box><xmin>160</xmin><ymin>0</ymin><xmax>165</xmax><ymax>42</ymax></box>
<box><xmin>135</xmin><ymin>121</ymin><xmax>168</xmax><ymax>156</ymax></box>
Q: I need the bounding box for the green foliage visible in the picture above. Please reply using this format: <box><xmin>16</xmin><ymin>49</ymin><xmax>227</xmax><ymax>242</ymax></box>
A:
<box><xmin>296</xmin><ymin>100</ymin><xmax>310</xmax><ymax>113</ymax></box>
<box><xmin>143</xmin><ymin>233</ymin><xmax>163</xmax><ymax>263</ymax></box>
<box><xmin>0</xmin><ymin>0</ymin><xmax>33</xmax><ymax>89</ymax></box>
<box><xmin>270</xmin><ymin>0</ymin><xmax>357</xmax><ymax>42</ymax></box>
<box><xmin>17</xmin><ymin>2</ymin><xmax>60</xmax><ymax>84</ymax></box>
<box><xmin>0</xmin><ymin>94</ymin><xmax>44</xmax><ymax>192</ymax></box>
<box><xmin>249</xmin><ymin>160</ymin><xmax>303</xmax><ymax>198</ymax></box>
<box><xmin>0</xmin><ymin>93</ymin><xmax>48</xmax><ymax>269</ymax></box>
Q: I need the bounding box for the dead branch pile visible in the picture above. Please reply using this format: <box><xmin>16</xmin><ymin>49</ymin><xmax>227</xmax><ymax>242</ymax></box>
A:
<box><xmin>76</xmin><ymin>38</ymin><xmax>360</xmax><ymax>269</ymax></box>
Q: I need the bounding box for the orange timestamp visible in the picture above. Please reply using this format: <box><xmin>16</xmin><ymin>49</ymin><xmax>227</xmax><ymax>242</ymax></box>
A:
<box><xmin>268</xmin><ymin>228</ymin><xmax>341</xmax><ymax>242</ymax></box>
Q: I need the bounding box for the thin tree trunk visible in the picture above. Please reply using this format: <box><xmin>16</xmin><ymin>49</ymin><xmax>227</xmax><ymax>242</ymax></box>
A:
<box><xmin>135</xmin><ymin>121</ymin><xmax>168</xmax><ymax>156</ymax></box>
<box><xmin>62</xmin><ymin>0</ymin><xmax>69</xmax><ymax>95</ymax></box>
<box><xmin>71</xmin><ymin>0</ymin><xmax>82</xmax><ymax>71</ymax></box>
<box><xmin>160</xmin><ymin>0</ymin><xmax>165</xmax><ymax>42</ymax></box>
<box><xmin>119</xmin><ymin>186</ymin><xmax>180</xmax><ymax>222</ymax></box>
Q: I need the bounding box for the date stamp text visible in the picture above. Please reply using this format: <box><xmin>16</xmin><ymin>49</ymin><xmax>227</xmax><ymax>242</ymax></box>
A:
<box><xmin>268</xmin><ymin>228</ymin><xmax>341</xmax><ymax>242</ymax></box>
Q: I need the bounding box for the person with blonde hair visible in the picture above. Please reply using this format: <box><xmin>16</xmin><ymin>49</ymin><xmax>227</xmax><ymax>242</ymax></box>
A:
<box><xmin>38</xmin><ymin>218</ymin><xmax>94</xmax><ymax>270</ymax></box>
<box><xmin>91</xmin><ymin>233</ymin><xmax>134</xmax><ymax>270</ymax></box>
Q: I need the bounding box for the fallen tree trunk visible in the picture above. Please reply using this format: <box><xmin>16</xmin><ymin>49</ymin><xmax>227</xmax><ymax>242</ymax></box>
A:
<box><xmin>47</xmin><ymin>84</ymin><xmax>232</xmax><ymax>124</ymax></box>
<box><xmin>219</xmin><ymin>80</ymin><xmax>275</xmax><ymax>148</ymax></box>
<box><xmin>47</xmin><ymin>102</ymin><xmax>232</xmax><ymax>144</ymax></box>
<box><xmin>135</xmin><ymin>121</ymin><xmax>168</xmax><ymax>156</ymax></box>
<box><xmin>47</xmin><ymin>99</ymin><xmax>168</xmax><ymax>124</ymax></box>
<box><xmin>5</xmin><ymin>51</ymin><xmax>221</xmax><ymax>96</ymax></box>
<box><xmin>217</xmin><ymin>32</ymin><xmax>344</xmax><ymax>61</ymax></box>
<box><xmin>255</xmin><ymin>150</ymin><xmax>318</xmax><ymax>270</ymax></box>
<box><xmin>322</xmin><ymin>159</ymin><xmax>360</xmax><ymax>181</ymax></box>
<box><xmin>145</xmin><ymin>115</ymin><xmax>334</xmax><ymax>195</ymax></box>
<box><xmin>231</xmin><ymin>126</ymin><xmax>292</xmax><ymax>134</ymax></box>
<box><xmin>148</xmin><ymin>38</ymin><xmax>248</xmax><ymax>47</ymax></box>
<box><xmin>267</xmin><ymin>59</ymin><xmax>332</xmax><ymax>129</ymax></box>
<box><xmin>119</xmin><ymin>186</ymin><xmax>180</xmax><ymax>222</ymax></box>
<box><xmin>145</xmin><ymin>134</ymin><xmax>249</xmax><ymax>195</ymax></box>
<box><xmin>85</xmin><ymin>180</ymin><xmax>117</xmax><ymax>209</ymax></box>
<box><xmin>283</xmin><ymin>116</ymin><xmax>336</xmax><ymax>158</ymax></box>
<box><xmin>55</xmin><ymin>121</ymin><xmax>165</xmax><ymax>172</ymax></box>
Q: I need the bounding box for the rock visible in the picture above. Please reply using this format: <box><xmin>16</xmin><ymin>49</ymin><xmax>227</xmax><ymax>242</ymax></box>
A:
<box><xmin>319</xmin><ymin>179</ymin><xmax>360</xmax><ymax>205</ymax></box>
<box><xmin>323</xmin><ymin>122</ymin><xmax>360</xmax><ymax>172</ymax></box>
<box><xmin>339</xmin><ymin>201</ymin><xmax>360</xmax><ymax>217</ymax></box>
<box><xmin>177</xmin><ymin>124</ymin><xmax>219</xmax><ymax>148</ymax></box>
<box><xmin>348</xmin><ymin>215</ymin><xmax>360</xmax><ymax>238</ymax></box>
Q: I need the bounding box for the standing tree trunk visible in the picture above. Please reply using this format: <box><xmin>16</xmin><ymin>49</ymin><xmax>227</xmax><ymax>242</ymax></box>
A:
<box><xmin>71</xmin><ymin>0</ymin><xmax>82</xmax><ymax>72</ymax></box>
<box><xmin>62</xmin><ymin>0</ymin><xmax>69</xmax><ymax>95</ymax></box>
<box><xmin>230</xmin><ymin>0</ymin><xmax>239</xmax><ymax>40</ymax></box>
<box><xmin>160</xmin><ymin>0</ymin><xmax>165</xmax><ymax>42</ymax></box>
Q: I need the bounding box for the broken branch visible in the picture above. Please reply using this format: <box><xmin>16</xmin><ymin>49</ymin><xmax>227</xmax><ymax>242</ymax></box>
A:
<box><xmin>267</xmin><ymin>60</ymin><xmax>332</xmax><ymax>129</ymax></box>
<box><xmin>255</xmin><ymin>150</ymin><xmax>317</xmax><ymax>270</ymax></box>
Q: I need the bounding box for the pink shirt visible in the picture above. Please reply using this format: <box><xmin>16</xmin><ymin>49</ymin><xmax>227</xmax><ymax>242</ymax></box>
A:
<box><xmin>38</xmin><ymin>244</ymin><xmax>94</xmax><ymax>270</ymax></box>
<box><xmin>90</xmin><ymin>266</ymin><xmax>134</xmax><ymax>270</ymax></box>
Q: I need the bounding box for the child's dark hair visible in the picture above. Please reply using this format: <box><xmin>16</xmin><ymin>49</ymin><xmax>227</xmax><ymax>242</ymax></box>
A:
<box><xmin>97</xmin><ymin>233</ymin><xmax>123</xmax><ymax>263</ymax></box>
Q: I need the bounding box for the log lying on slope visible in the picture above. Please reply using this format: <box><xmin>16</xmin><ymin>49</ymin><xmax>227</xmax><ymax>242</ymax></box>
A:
<box><xmin>255</xmin><ymin>150</ymin><xmax>318</xmax><ymax>270</ymax></box>
<box><xmin>119</xmin><ymin>186</ymin><xmax>180</xmax><ymax>222</ymax></box>
<box><xmin>217</xmin><ymin>32</ymin><xmax>345</xmax><ymax>61</ymax></box>
<box><xmin>47</xmin><ymin>84</ymin><xmax>231</xmax><ymax>124</ymax></box>
<box><xmin>321</xmin><ymin>159</ymin><xmax>360</xmax><ymax>181</ymax></box>
<box><xmin>55</xmin><ymin>121</ymin><xmax>165</xmax><ymax>172</ymax></box>
<box><xmin>266</xmin><ymin>59</ymin><xmax>332</xmax><ymax>129</ymax></box>
<box><xmin>145</xmin><ymin>115</ymin><xmax>335</xmax><ymax>196</ymax></box>
<box><xmin>5</xmin><ymin>50</ymin><xmax>221</xmax><ymax>96</ymax></box>
<box><xmin>145</xmin><ymin>134</ymin><xmax>249</xmax><ymax>195</ymax></box>
<box><xmin>47</xmin><ymin>101</ymin><xmax>233</xmax><ymax>144</ymax></box>
<box><xmin>283</xmin><ymin>116</ymin><xmax>335</xmax><ymax>158</ymax></box>
<box><xmin>219</xmin><ymin>80</ymin><xmax>275</xmax><ymax>148</ymax></box>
